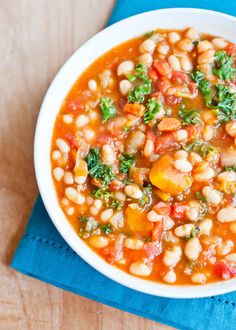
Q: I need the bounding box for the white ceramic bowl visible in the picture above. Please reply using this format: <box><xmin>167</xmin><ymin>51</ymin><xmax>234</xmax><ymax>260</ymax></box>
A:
<box><xmin>34</xmin><ymin>8</ymin><xmax>236</xmax><ymax>298</ymax></box>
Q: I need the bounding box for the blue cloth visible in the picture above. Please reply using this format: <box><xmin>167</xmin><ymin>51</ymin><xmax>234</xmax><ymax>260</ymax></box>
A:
<box><xmin>11</xmin><ymin>1</ymin><xmax>236</xmax><ymax>329</ymax></box>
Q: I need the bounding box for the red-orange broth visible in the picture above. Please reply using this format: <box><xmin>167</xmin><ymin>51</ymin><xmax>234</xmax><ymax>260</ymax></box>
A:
<box><xmin>51</xmin><ymin>28</ymin><xmax>236</xmax><ymax>285</ymax></box>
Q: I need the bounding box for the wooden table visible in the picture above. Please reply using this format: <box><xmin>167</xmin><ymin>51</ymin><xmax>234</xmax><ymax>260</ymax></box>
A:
<box><xmin>0</xmin><ymin>1</ymin><xmax>173</xmax><ymax>329</ymax></box>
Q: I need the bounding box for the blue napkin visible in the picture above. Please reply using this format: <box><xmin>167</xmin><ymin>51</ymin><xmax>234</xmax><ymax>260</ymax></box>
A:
<box><xmin>11</xmin><ymin>1</ymin><xmax>236</xmax><ymax>329</ymax></box>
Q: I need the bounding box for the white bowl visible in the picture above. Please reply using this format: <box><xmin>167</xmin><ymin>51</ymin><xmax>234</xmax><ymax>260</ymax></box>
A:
<box><xmin>34</xmin><ymin>8</ymin><xmax>236</xmax><ymax>298</ymax></box>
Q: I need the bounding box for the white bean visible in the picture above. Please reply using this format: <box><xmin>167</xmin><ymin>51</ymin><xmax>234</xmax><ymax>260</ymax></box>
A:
<box><xmin>53</xmin><ymin>167</ymin><xmax>64</xmax><ymax>181</ymax></box>
<box><xmin>168</xmin><ymin>55</ymin><xmax>181</xmax><ymax>71</ymax></box>
<box><xmin>66</xmin><ymin>207</ymin><xmax>74</xmax><ymax>216</ymax></box>
<box><xmin>202</xmin><ymin>125</ymin><xmax>214</xmax><ymax>140</ymax></box>
<box><xmin>193</xmin><ymin>167</ymin><xmax>215</xmax><ymax>182</ymax></box>
<box><xmin>225</xmin><ymin>253</ymin><xmax>236</xmax><ymax>262</ymax></box>
<box><xmin>184</xmin><ymin>238</ymin><xmax>202</xmax><ymax>260</ymax></box>
<box><xmin>202</xmin><ymin>186</ymin><xmax>222</xmax><ymax>206</ymax></box>
<box><xmin>185</xmin><ymin>28</ymin><xmax>200</xmax><ymax>41</ymax></box>
<box><xmin>74</xmin><ymin>176</ymin><xmax>87</xmax><ymax>184</ymax></box>
<box><xmin>102</xmin><ymin>144</ymin><xmax>116</xmax><ymax>165</ymax></box>
<box><xmin>157</xmin><ymin>42</ymin><xmax>170</xmax><ymax>55</ymax></box>
<box><xmin>199</xmin><ymin>219</ymin><xmax>212</xmax><ymax>235</ymax></box>
<box><xmin>63</xmin><ymin>171</ymin><xmax>74</xmax><ymax>184</ymax></box>
<box><xmin>225</xmin><ymin>121</ymin><xmax>236</xmax><ymax>138</ymax></box>
<box><xmin>117</xmin><ymin>60</ymin><xmax>134</xmax><ymax>76</ymax></box>
<box><xmin>143</xmin><ymin>139</ymin><xmax>154</xmax><ymax>158</ymax></box>
<box><xmin>168</xmin><ymin>32</ymin><xmax>180</xmax><ymax>43</ymax></box>
<box><xmin>175</xmin><ymin>129</ymin><xmax>188</xmax><ymax>142</ymax></box>
<box><xmin>163</xmin><ymin>270</ymin><xmax>176</xmax><ymax>283</ymax></box>
<box><xmin>139</xmin><ymin>39</ymin><xmax>156</xmax><ymax>54</ymax></box>
<box><xmin>94</xmin><ymin>199</ymin><xmax>103</xmax><ymax>210</ymax></box>
<box><xmin>197</xmin><ymin>40</ymin><xmax>213</xmax><ymax>53</ymax></box>
<box><xmin>217</xmin><ymin>206</ymin><xmax>236</xmax><ymax>223</ymax></box>
<box><xmin>186</xmin><ymin>207</ymin><xmax>199</xmax><ymax>221</ymax></box>
<box><xmin>174</xmin><ymin>224</ymin><xmax>195</xmax><ymax>237</ymax></box>
<box><xmin>90</xmin><ymin>206</ymin><xmax>99</xmax><ymax>216</ymax></box>
<box><xmin>163</xmin><ymin>246</ymin><xmax>182</xmax><ymax>267</ymax></box>
<box><xmin>124</xmin><ymin>238</ymin><xmax>144</xmax><ymax>250</ymax></box>
<box><xmin>191</xmin><ymin>273</ymin><xmax>206</xmax><ymax>284</ymax></box>
<box><xmin>119</xmin><ymin>79</ymin><xmax>132</xmax><ymax>96</ymax></box>
<box><xmin>147</xmin><ymin>210</ymin><xmax>163</xmax><ymax>222</ymax></box>
<box><xmin>88</xmin><ymin>79</ymin><xmax>97</xmax><ymax>91</ymax></box>
<box><xmin>174</xmin><ymin>159</ymin><xmax>193</xmax><ymax>173</ymax></box>
<box><xmin>198</xmin><ymin>49</ymin><xmax>215</xmax><ymax>65</ymax></box>
<box><xmin>100</xmin><ymin>209</ymin><xmax>113</xmax><ymax>222</ymax></box>
<box><xmin>189</xmin><ymin>152</ymin><xmax>202</xmax><ymax>165</ymax></box>
<box><xmin>178</xmin><ymin>39</ymin><xmax>194</xmax><ymax>52</ymax></box>
<box><xmin>83</xmin><ymin>128</ymin><xmax>95</xmax><ymax>142</ymax></box>
<box><xmin>125</xmin><ymin>184</ymin><xmax>143</xmax><ymax>199</ymax></box>
<box><xmin>63</xmin><ymin>114</ymin><xmax>73</xmax><ymax>124</ymax></box>
<box><xmin>181</xmin><ymin>57</ymin><xmax>193</xmax><ymax>72</ymax></box>
<box><xmin>87</xmin><ymin>196</ymin><xmax>94</xmax><ymax>205</ymax></box>
<box><xmin>129</xmin><ymin>261</ymin><xmax>152</xmax><ymax>276</ymax></box>
<box><xmin>217</xmin><ymin>171</ymin><xmax>236</xmax><ymax>182</ymax></box>
<box><xmin>114</xmin><ymin>192</ymin><xmax>126</xmax><ymax>201</ymax></box>
<box><xmin>89</xmin><ymin>236</ymin><xmax>109</xmax><ymax>248</ymax></box>
<box><xmin>56</xmin><ymin>138</ymin><xmax>70</xmax><ymax>153</ymax></box>
<box><xmin>52</xmin><ymin>150</ymin><xmax>61</xmax><ymax>160</ymax></box>
<box><xmin>75</xmin><ymin>114</ymin><xmax>89</xmax><ymax>128</ymax></box>
<box><xmin>212</xmin><ymin>38</ymin><xmax>228</xmax><ymax>50</ymax></box>
<box><xmin>174</xmin><ymin>150</ymin><xmax>188</xmax><ymax>160</ymax></box>
<box><xmin>65</xmin><ymin>187</ymin><xmax>85</xmax><ymax>205</ymax></box>
<box><xmin>138</xmin><ymin>53</ymin><xmax>153</xmax><ymax>68</ymax></box>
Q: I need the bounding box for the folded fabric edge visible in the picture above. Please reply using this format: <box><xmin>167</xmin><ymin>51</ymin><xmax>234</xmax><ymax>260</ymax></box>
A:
<box><xmin>10</xmin><ymin>235</ymin><xmax>189</xmax><ymax>330</ymax></box>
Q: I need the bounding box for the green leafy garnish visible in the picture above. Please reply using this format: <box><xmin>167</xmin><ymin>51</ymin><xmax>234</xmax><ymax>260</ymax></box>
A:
<box><xmin>85</xmin><ymin>148</ymin><xmax>100</xmax><ymax>170</ymax></box>
<box><xmin>89</xmin><ymin>164</ymin><xmax>115</xmax><ymax>186</ymax></box>
<box><xmin>144</xmin><ymin>97</ymin><xmax>160</xmax><ymax>124</ymax></box>
<box><xmin>190</xmin><ymin>70</ymin><xmax>205</xmax><ymax>84</ymax></box>
<box><xmin>224</xmin><ymin>166</ymin><xmax>236</xmax><ymax>171</ymax></box>
<box><xmin>110</xmin><ymin>199</ymin><xmax>124</xmax><ymax>211</ymax></box>
<box><xmin>78</xmin><ymin>216</ymin><xmax>89</xmax><ymax>223</ymax></box>
<box><xmin>213</xmin><ymin>50</ymin><xmax>236</xmax><ymax>81</ymax></box>
<box><xmin>185</xmin><ymin>226</ymin><xmax>200</xmax><ymax>240</ymax></box>
<box><xmin>199</xmin><ymin>145</ymin><xmax>218</xmax><ymax>158</ymax></box>
<box><xmin>144</xmin><ymin>30</ymin><xmax>154</xmax><ymax>38</ymax></box>
<box><xmin>100</xmin><ymin>97</ymin><xmax>117</xmax><ymax>123</ymax></box>
<box><xmin>123</xmin><ymin>126</ymin><xmax>131</xmax><ymax>133</ymax></box>
<box><xmin>85</xmin><ymin>148</ymin><xmax>115</xmax><ymax>186</ymax></box>
<box><xmin>195</xmin><ymin>192</ymin><xmax>207</xmax><ymax>203</ymax></box>
<box><xmin>128</xmin><ymin>64</ymin><xmax>152</xmax><ymax>103</ymax></box>
<box><xmin>98</xmin><ymin>223</ymin><xmax>113</xmax><ymax>235</ymax></box>
<box><xmin>92</xmin><ymin>187</ymin><xmax>112</xmax><ymax>206</ymax></box>
<box><xmin>139</xmin><ymin>185</ymin><xmax>152</xmax><ymax>207</ymax></box>
<box><xmin>213</xmin><ymin>84</ymin><xmax>236</xmax><ymax>122</ymax></box>
<box><xmin>119</xmin><ymin>153</ymin><xmax>135</xmax><ymax>174</ymax></box>
<box><xmin>192</xmin><ymin>41</ymin><xmax>199</xmax><ymax>47</ymax></box>
<box><xmin>178</xmin><ymin>105</ymin><xmax>200</xmax><ymax>125</ymax></box>
<box><xmin>181</xmin><ymin>140</ymin><xmax>204</xmax><ymax>152</ymax></box>
<box><xmin>127</xmin><ymin>73</ymin><xmax>136</xmax><ymax>82</ymax></box>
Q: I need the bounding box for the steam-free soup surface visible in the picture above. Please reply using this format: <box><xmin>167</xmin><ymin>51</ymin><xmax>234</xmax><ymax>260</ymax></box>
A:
<box><xmin>51</xmin><ymin>27</ymin><xmax>236</xmax><ymax>285</ymax></box>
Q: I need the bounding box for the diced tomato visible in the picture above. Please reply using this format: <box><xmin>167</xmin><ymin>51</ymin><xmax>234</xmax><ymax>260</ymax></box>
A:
<box><xmin>148</xmin><ymin>68</ymin><xmax>159</xmax><ymax>82</ymax></box>
<box><xmin>66</xmin><ymin>99</ymin><xmax>82</xmax><ymax>112</ymax></box>
<box><xmin>155</xmin><ymin>133</ymin><xmax>179</xmax><ymax>154</ymax></box>
<box><xmin>164</xmin><ymin>94</ymin><xmax>182</xmax><ymax>105</ymax></box>
<box><xmin>154</xmin><ymin>60</ymin><xmax>172</xmax><ymax>79</ymax></box>
<box><xmin>96</xmin><ymin>134</ymin><xmax>112</xmax><ymax>146</ymax></box>
<box><xmin>146</xmin><ymin>129</ymin><xmax>156</xmax><ymax>142</ymax></box>
<box><xmin>172</xmin><ymin>70</ymin><xmax>187</xmax><ymax>84</ymax></box>
<box><xmin>188</xmin><ymin>81</ymin><xmax>197</xmax><ymax>94</ymax></box>
<box><xmin>153</xmin><ymin>202</ymin><xmax>171</xmax><ymax>215</ymax></box>
<box><xmin>185</xmin><ymin>125</ymin><xmax>202</xmax><ymax>141</ymax></box>
<box><xmin>156</xmin><ymin>78</ymin><xmax>171</xmax><ymax>93</ymax></box>
<box><xmin>152</xmin><ymin>222</ymin><xmax>164</xmax><ymax>241</ymax></box>
<box><xmin>144</xmin><ymin>241</ymin><xmax>162</xmax><ymax>258</ymax></box>
<box><xmin>109</xmin><ymin>180</ymin><xmax>123</xmax><ymax>191</ymax></box>
<box><xmin>124</xmin><ymin>103</ymin><xmax>145</xmax><ymax>117</ymax></box>
<box><xmin>171</xmin><ymin>202</ymin><xmax>190</xmax><ymax>219</ymax></box>
<box><xmin>215</xmin><ymin>261</ymin><xmax>236</xmax><ymax>280</ymax></box>
<box><xmin>226</xmin><ymin>43</ymin><xmax>236</xmax><ymax>56</ymax></box>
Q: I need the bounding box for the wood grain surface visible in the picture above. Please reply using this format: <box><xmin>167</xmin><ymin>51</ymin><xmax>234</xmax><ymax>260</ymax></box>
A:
<box><xmin>0</xmin><ymin>1</ymin><xmax>174</xmax><ymax>329</ymax></box>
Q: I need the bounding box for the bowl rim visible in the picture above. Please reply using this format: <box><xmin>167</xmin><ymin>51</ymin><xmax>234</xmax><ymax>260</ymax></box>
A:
<box><xmin>34</xmin><ymin>7</ymin><xmax>236</xmax><ymax>298</ymax></box>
